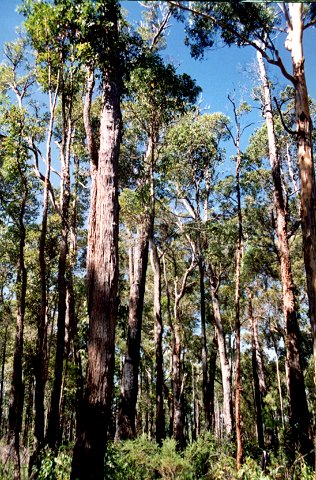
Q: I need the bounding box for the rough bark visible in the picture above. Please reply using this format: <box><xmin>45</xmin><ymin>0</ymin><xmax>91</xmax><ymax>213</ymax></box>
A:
<box><xmin>257</xmin><ymin>47</ymin><xmax>312</xmax><ymax>461</ymax></box>
<box><xmin>71</xmin><ymin>5</ymin><xmax>121</xmax><ymax>476</ymax></box>
<box><xmin>150</xmin><ymin>240</ymin><xmax>166</xmax><ymax>444</ymax></box>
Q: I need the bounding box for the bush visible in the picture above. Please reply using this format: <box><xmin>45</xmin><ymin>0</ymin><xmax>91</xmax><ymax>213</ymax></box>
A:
<box><xmin>31</xmin><ymin>447</ymin><xmax>71</xmax><ymax>480</ymax></box>
<box><xmin>104</xmin><ymin>435</ymin><xmax>159</xmax><ymax>480</ymax></box>
<box><xmin>184</xmin><ymin>432</ymin><xmax>217</xmax><ymax>479</ymax></box>
<box><xmin>156</xmin><ymin>439</ymin><xmax>193</xmax><ymax>480</ymax></box>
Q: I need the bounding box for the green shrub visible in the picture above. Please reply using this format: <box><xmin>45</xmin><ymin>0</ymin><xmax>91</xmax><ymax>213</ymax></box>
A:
<box><xmin>156</xmin><ymin>439</ymin><xmax>193</xmax><ymax>480</ymax></box>
<box><xmin>32</xmin><ymin>447</ymin><xmax>71</xmax><ymax>480</ymax></box>
<box><xmin>104</xmin><ymin>435</ymin><xmax>159</xmax><ymax>480</ymax></box>
<box><xmin>185</xmin><ymin>432</ymin><xmax>217</xmax><ymax>479</ymax></box>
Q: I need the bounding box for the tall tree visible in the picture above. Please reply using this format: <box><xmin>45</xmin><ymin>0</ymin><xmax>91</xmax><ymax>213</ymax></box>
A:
<box><xmin>164</xmin><ymin>111</ymin><xmax>228</xmax><ymax>433</ymax></box>
<box><xmin>172</xmin><ymin>0</ymin><xmax>316</xmax><ymax>411</ymax></box>
<box><xmin>0</xmin><ymin>39</ymin><xmax>33</xmax><ymax>478</ymax></box>
<box><xmin>116</xmin><ymin>55</ymin><xmax>200</xmax><ymax>440</ymax></box>
<box><xmin>71</xmin><ymin>1</ymin><xmax>122</xmax><ymax>478</ymax></box>
<box><xmin>255</xmin><ymin>47</ymin><xmax>312</xmax><ymax>461</ymax></box>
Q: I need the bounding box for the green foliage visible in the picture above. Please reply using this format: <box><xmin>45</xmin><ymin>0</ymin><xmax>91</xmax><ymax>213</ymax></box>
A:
<box><xmin>103</xmin><ymin>435</ymin><xmax>316</xmax><ymax>480</ymax></box>
<box><xmin>104</xmin><ymin>436</ymin><xmax>159</xmax><ymax>480</ymax></box>
<box><xmin>124</xmin><ymin>53</ymin><xmax>201</xmax><ymax>135</ymax></box>
<box><xmin>29</xmin><ymin>448</ymin><xmax>71</xmax><ymax>480</ymax></box>
<box><xmin>157</xmin><ymin>439</ymin><xmax>192</xmax><ymax>480</ymax></box>
<box><xmin>183</xmin><ymin>2</ymin><xmax>275</xmax><ymax>59</ymax></box>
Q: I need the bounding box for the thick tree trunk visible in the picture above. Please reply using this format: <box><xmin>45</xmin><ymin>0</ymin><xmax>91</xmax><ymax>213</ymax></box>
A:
<box><xmin>288</xmin><ymin>5</ymin><xmax>316</xmax><ymax>386</ymax></box>
<box><xmin>150</xmin><ymin>240</ymin><xmax>165</xmax><ymax>444</ymax></box>
<box><xmin>248</xmin><ymin>290</ymin><xmax>264</xmax><ymax>450</ymax></box>
<box><xmin>257</xmin><ymin>47</ymin><xmax>312</xmax><ymax>461</ymax></box>
<box><xmin>116</xmin><ymin>221</ymin><xmax>150</xmax><ymax>439</ymax></box>
<box><xmin>71</xmin><ymin>6</ymin><xmax>121</xmax><ymax>475</ymax></box>
<box><xmin>209</xmin><ymin>272</ymin><xmax>233</xmax><ymax>437</ymax></box>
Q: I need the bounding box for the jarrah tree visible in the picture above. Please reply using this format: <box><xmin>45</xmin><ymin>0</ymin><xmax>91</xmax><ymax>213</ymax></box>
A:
<box><xmin>71</xmin><ymin>1</ymin><xmax>122</xmax><ymax>478</ymax></box>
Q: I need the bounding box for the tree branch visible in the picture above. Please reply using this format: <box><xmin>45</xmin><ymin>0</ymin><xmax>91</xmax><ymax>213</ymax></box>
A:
<box><xmin>167</xmin><ymin>0</ymin><xmax>295</xmax><ymax>85</ymax></box>
<box><xmin>273</xmin><ymin>96</ymin><xmax>297</xmax><ymax>137</ymax></box>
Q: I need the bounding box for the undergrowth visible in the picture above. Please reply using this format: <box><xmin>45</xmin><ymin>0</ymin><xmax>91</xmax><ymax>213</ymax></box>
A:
<box><xmin>0</xmin><ymin>434</ymin><xmax>314</xmax><ymax>479</ymax></box>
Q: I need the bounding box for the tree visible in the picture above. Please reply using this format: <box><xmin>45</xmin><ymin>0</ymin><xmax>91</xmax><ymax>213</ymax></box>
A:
<box><xmin>254</xmin><ymin>48</ymin><xmax>312</xmax><ymax>461</ymax></box>
<box><xmin>71</xmin><ymin>1</ymin><xmax>123</xmax><ymax>478</ymax></box>
<box><xmin>171</xmin><ymin>1</ymin><xmax>316</xmax><ymax>426</ymax></box>
<box><xmin>163</xmin><ymin>110</ymin><xmax>230</xmax><ymax>435</ymax></box>
<box><xmin>116</xmin><ymin>54</ymin><xmax>200</xmax><ymax>441</ymax></box>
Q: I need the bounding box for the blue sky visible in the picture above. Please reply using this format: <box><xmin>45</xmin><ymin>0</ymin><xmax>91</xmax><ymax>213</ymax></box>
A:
<box><xmin>1</xmin><ymin>1</ymin><xmax>316</xmax><ymax>165</ymax></box>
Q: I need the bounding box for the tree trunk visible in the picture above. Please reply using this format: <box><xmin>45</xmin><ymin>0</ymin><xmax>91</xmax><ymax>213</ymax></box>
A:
<box><xmin>235</xmin><ymin>138</ymin><xmax>243</xmax><ymax>470</ymax></box>
<box><xmin>208</xmin><ymin>333</ymin><xmax>217</xmax><ymax>432</ymax></box>
<box><xmin>287</xmin><ymin>4</ymin><xmax>316</xmax><ymax>385</ymax></box>
<box><xmin>271</xmin><ymin>331</ymin><xmax>285</xmax><ymax>429</ymax></box>
<box><xmin>30</xmin><ymin>76</ymin><xmax>59</xmax><ymax>477</ymax></box>
<box><xmin>172</xmin><ymin>301</ymin><xmax>184</xmax><ymax>449</ymax></box>
<box><xmin>257</xmin><ymin>47</ymin><xmax>312</xmax><ymax>462</ymax></box>
<box><xmin>46</xmin><ymin>108</ymin><xmax>72</xmax><ymax>450</ymax></box>
<box><xmin>162</xmin><ymin>253</ymin><xmax>174</xmax><ymax>438</ymax></box>
<box><xmin>248</xmin><ymin>290</ymin><xmax>264</xmax><ymax>450</ymax></box>
<box><xmin>171</xmin><ymin>247</ymin><xmax>195</xmax><ymax>449</ymax></box>
<box><xmin>150</xmin><ymin>240</ymin><xmax>165</xmax><ymax>444</ymax></box>
<box><xmin>208</xmin><ymin>271</ymin><xmax>233</xmax><ymax>437</ymax></box>
<box><xmin>71</xmin><ymin>4</ymin><xmax>122</xmax><ymax>476</ymax></box>
<box><xmin>198</xmin><ymin>257</ymin><xmax>211</xmax><ymax>431</ymax></box>
<box><xmin>23</xmin><ymin>377</ymin><xmax>34</xmax><ymax>448</ymax></box>
<box><xmin>0</xmin><ymin>324</ymin><xmax>8</xmax><ymax>437</ymax></box>
<box><xmin>116</xmin><ymin>221</ymin><xmax>150</xmax><ymax>440</ymax></box>
<box><xmin>8</xmin><ymin>173</ymin><xmax>27</xmax><ymax>480</ymax></box>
